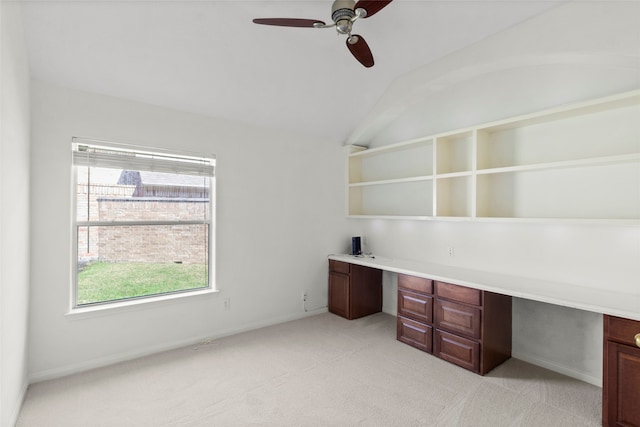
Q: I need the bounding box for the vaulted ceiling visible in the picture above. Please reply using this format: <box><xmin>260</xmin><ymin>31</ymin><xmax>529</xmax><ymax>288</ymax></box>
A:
<box><xmin>21</xmin><ymin>0</ymin><xmax>562</xmax><ymax>142</ymax></box>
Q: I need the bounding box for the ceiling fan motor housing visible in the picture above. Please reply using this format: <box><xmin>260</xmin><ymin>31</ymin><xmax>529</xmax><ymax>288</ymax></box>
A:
<box><xmin>332</xmin><ymin>0</ymin><xmax>356</xmax><ymax>34</ymax></box>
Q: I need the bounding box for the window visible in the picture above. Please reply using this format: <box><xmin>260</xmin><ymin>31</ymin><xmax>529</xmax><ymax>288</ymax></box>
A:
<box><xmin>72</xmin><ymin>139</ymin><xmax>215</xmax><ymax>308</ymax></box>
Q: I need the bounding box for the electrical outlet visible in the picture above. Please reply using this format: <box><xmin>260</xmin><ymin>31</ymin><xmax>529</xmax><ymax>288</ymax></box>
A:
<box><xmin>223</xmin><ymin>298</ymin><xmax>231</xmax><ymax>310</ymax></box>
<box><xmin>302</xmin><ymin>292</ymin><xmax>307</xmax><ymax>302</ymax></box>
<box><xmin>448</xmin><ymin>247</ymin><xmax>455</xmax><ymax>257</ymax></box>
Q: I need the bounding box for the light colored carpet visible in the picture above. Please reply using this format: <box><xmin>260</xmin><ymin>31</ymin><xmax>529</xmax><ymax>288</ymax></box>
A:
<box><xmin>17</xmin><ymin>313</ymin><xmax>601</xmax><ymax>426</ymax></box>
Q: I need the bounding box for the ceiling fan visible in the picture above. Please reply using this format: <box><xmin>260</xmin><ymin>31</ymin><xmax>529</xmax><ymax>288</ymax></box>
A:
<box><xmin>252</xmin><ymin>0</ymin><xmax>393</xmax><ymax>68</ymax></box>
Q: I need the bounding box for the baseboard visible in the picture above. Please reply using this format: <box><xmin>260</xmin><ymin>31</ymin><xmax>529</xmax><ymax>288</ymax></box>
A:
<box><xmin>7</xmin><ymin>380</ymin><xmax>29</xmax><ymax>427</ymax></box>
<box><xmin>209</xmin><ymin>308</ymin><xmax>328</xmax><ymax>342</ymax></box>
<box><xmin>382</xmin><ymin>306</ymin><xmax>397</xmax><ymax>316</ymax></box>
<box><xmin>28</xmin><ymin>309</ymin><xmax>326</xmax><ymax>384</ymax></box>
<box><xmin>512</xmin><ymin>351</ymin><xmax>602</xmax><ymax>387</ymax></box>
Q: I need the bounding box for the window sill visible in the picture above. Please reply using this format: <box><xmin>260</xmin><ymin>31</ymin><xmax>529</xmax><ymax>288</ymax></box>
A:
<box><xmin>66</xmin><ymin>288</ymin><xmax>220</xmax><ymax>319</ymax></box>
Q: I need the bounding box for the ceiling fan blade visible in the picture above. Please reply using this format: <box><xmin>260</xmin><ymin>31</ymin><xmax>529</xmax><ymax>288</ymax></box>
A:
<box><xmin>354</xmin><ymin>0</ymin><xmax>393</xmax><ymax>18</ymax></box>
<box><xmin>346</xmin><ymin>35</ymin><xmax>374</xmax><ymax>68</ymax></box>
<box><xmin>252</xmin><ymin>18</ymin><xmax>325</xmax><ymax>28</ymax></box>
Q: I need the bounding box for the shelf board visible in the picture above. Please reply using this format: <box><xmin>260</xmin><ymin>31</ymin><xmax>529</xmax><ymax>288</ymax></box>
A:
<box><xmin>347</xmin><ymin>215</ymin><xmax>474</xmax><ymax>222</ymax></box>
<box><xmin>349</xmin><ymin>175</ymin><xmax>434</xmax><ymax>187</ymax></box>
<box><xmin>432</xmin><ymin>216</ymin><xmax>474</xmax><ymax>222</ymax></box>
<box><xmin>476</xmin><ymin>153</ymin><xmax>640</xmax><ymax>175</ymax></box>
<box><xmin>473</xmin><ymin>217</ymin><xmax>640</xmax><ymax>226</ymax></box>
<box><xmin>434</xmin><ymin>171</ymin><xmax>474</xmax><ymax>179</ymax></box>
<box><xmin>348</xmin><ymin>215</ymin><xmax>640</xmax><ymax>225</ymax></box>
<box><xmin>478</xmin><ymin>90</ymin><xmax>640</xmax><ymax>133</ymax></box>
<box><xmin>348</xmin><ymin>137</ymin><xmax>433</xmax><ymax>159</ymax></box>
<box><xmin>347</xmin><ymin>214</ymin><xmax>435</xmax><ymax>221</ymax></box>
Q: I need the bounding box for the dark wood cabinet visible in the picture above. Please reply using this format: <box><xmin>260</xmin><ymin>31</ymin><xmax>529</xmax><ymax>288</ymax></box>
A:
<box><xmin>328</xmin><ymin>260</ymin><xmax>382</xmax><ymax>320</ymax></box>
<box><xmin>397</xmin><ymin>274</ymin><xmax>434</xmax><ymax>353</ymax></box>
<box><xmin>397</xmin><ymin>274</ymin><xmax>511</xmax><ymax>376</ymax></box>
<box><xmin>328</xmin><ymin>269</ymin><xmax>350</xmax><ymax>319</ymax></box>
<box><xmin>434</xmin><ymin>281</ymin><xmax>512</xmax><ymax>375</ymax></box>
<box><xmin>603</xmin><ymin>315</ymin><xmax>640</xmax><ymax>427</ymax></box>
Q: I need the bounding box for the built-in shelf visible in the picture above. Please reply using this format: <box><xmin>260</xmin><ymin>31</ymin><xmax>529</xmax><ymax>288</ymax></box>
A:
<box><xmin>346</xmin><ymin>90</ymin><xmax>640</xmax><ymax>224</ymax></box>
<box><xmin>349</xmin><ymin>180</ymin><xmax>434</xmax><ymax>217</ymax></box>
<box><xmin>436</xmin><ymin>131</ymin><xmax>474</xmax><ymax>175</ymax></box>
<box><xmin>349</xmin><ymin>138</ymin><xmax>433</xmax><ymax>184</ymax></box>
<box><xmin>476</xmin><ymin>153</ymin><xmax>640</xmax><ymax>176</ymax></box>
<box><xmin>436</xmin><ymin>175</ymin><xmax>473</xmax><ymax>217</ymax></box>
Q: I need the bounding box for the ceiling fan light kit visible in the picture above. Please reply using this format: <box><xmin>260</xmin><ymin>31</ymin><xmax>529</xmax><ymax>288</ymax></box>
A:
<box><xmin>252</xmin><ymin>0</ymin><xmax>393</xmax><ymax>68</ymax></box>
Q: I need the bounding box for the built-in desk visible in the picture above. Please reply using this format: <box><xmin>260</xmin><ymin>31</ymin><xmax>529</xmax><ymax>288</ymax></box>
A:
<box><xmin>328</xmin><ymin>254</ymin><xmax>639</xmax><ymax>321</ymax></box>
<box><xmin>328</xmin><ymin>254</ymin><xmax>640</xmax><ymax>427</ymax></box>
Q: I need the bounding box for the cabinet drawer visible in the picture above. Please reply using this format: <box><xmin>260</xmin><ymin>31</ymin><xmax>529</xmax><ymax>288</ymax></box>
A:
<box><xmin>397</xmin><ymin>316</ymin><xmax>433</xmax><ymax>353</ymax></box>
<box><xmin>434</xmin><ymin>329</ymin><xmax>480</xmax><ymax>373</ymax></box>
<box><xmin>435</xmin><ymin>299</ymin><xmax>481</xmax><ymax>339</ymax></box>
<box><xmin>398</xmin><ymin>289</ymin><xmax>433</xmax><ymax>323</ymax></box>
<box><xmin>605</xmin><ymin>315</ymin><xmax>640</xmax><ymax>347</ymax></box>
<box><xmin>398</xmin><ymin>274</ymin><xmax>433</xmax><ymax>295</ymax></box>
<box><xmin>435</xmin><ymin>281</ymin><xmax>482</xmax><ymax>306</ymax></box>
<box><xmin>329</xmin><ymin>259</ymin><xmax>350</xmax><ymax>275</ymax></box>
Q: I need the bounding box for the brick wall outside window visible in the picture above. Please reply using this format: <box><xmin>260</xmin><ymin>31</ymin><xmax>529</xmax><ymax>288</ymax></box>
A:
<box><xmin>77</xmin><ymin>183</ymin><xmax>209</xmax><ymax>265</ymax></box>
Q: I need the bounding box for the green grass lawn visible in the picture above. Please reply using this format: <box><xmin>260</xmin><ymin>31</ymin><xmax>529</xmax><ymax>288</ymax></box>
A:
<box><xmin>77</xmin><ymin>261</ymin><xmax>208</xmax><ymax>305</ymax></box>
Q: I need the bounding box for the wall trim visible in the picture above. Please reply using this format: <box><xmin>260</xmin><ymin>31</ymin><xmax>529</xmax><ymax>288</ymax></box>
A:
<box><xmin>28</xmin><ymin>309</ymin><xmax>327</xmax><ymax>384</ymax></box>
<box><xmin>8</xmin><ymin>381</ymin><xmax>29</xmax><ymax>426</ymax></box>
<box><xmin>512</xmin><ymin>351</ymin><xmax>601</xmax><ymax>387</ymax></box>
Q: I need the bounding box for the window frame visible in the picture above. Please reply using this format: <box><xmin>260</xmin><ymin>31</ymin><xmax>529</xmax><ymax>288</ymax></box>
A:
<box><xmin>70</xmin><ymin>138</ymin><xmax>216</xmax><ymax>311</ymax></box>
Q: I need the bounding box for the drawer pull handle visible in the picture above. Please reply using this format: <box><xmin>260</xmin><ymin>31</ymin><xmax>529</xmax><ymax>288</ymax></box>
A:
<box><xmin>635</xmin><ymin>333</ymin><xmax>640</xmax><ymax>348</ymax></box>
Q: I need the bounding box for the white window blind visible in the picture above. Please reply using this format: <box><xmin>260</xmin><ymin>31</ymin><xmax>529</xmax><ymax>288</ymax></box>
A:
<box><xmin>72</xmin><ymin>138</ymin><xmax>214</xmax><ymax>177</ymax></box>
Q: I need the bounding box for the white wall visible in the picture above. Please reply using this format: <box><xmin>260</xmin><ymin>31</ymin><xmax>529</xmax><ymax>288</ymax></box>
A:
<box><xmin>0</xmin><ymin>1</ymin><xmax>31</xmax><ymax>425</ymax></box>
<box><xmin>349</xmin><ymin>1</ymin><xmax>640</xmax><ymax>386</ymax></box>
<box><xmin>28</xmin><ymin>80</ymin><xmax>356</xmax><ymax>382</ymax></box>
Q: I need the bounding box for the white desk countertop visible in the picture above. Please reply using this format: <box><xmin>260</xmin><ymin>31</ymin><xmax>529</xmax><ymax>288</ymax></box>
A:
<box><xmin>328</xmin><ymin>254</ymin><xmax>640</xmax><ymax>321</ymax></box>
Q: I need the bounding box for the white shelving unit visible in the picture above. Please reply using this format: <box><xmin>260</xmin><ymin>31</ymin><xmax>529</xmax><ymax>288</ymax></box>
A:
<box><xmin>346</xmin><ymin>90</ymin><xmax>640</xmax><ymax>223</ymax></box>
<box><xmin>348</xmin><ymin>139</ymin><xmax>435</xmax><ymax>219</ymax></box>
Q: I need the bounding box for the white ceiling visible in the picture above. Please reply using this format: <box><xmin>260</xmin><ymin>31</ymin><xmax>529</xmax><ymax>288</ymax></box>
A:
<box><xmin>21</xmin><ymin>0</ymin><xmax>562</xmax><ymax>142</ymax></box>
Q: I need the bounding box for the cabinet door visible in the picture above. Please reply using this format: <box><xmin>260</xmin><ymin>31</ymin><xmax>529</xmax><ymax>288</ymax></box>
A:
<box><xmin>604</xmin><ymin>341</ymin><xmax>640</xmax><ymax>427</ymax></box>
<box><xmin>435</xmin><ymin>281</ymin><xmax>482</xmax><ymax>306</ymax></box>
<box><xmin>349</xmin><ymin>264</ymin><xmax>382</xmax><ymax>319</ymax></box>
<box><xmin>398</xmin><ymin>289</ymin><xmax>433</xmax><ymax>323</ymax></box>
<box><xmin>435</xmin><ymin>299</ymin><xmax>481</xmax><ymax>340</ymax></box>
<box><xmin>398</xmin><ymin>316</ymin><xmax>432</xmax><ymax>353</ymax></box>
<box><xmin>434</xmin><ymin>329</ymin><xmax>480</xmax><ymax>373</ymax></box>
<box><xmin>398</xmin><ymin>274</ymin><xmax>433</xmax><ymax>294</ymax></box>
<box><xmin>328</xmin><ymin>272</ymin><xmax>349</xmax><ymax>319</ymax></box>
